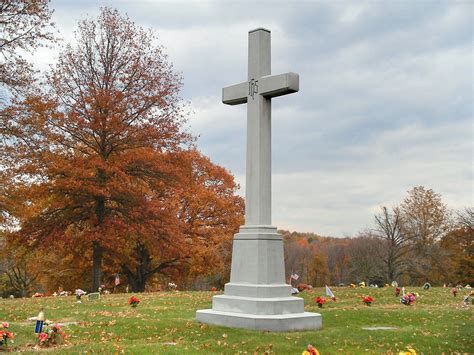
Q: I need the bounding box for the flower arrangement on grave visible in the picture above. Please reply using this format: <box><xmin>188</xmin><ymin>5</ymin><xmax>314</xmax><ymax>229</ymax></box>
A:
<box><xmin>302</xmin><ymin>344</ymin><xmax>320</xmax><ymax>355</ymax></box>
<box><xmin>451</xmin><ymin>287</ymin><xmax>457</xmax><ymax>297</ymax></box>
<box><xmin>210</xmin><ymin>287</ymin><xmax>217</xmax><ymax>292</ymax></box>
<box><xmin>362</xmin><ymin>296</ymin><xmax>374</xmax><ymax>306</ymax></box>
<box><xmin>462</xmin><ymin>295</ymin><xmax>470</xmax><ymax>306</ymax></box>
<box><xmin>395</xmin><ymin>287</ymin><xmax>401</xmax><ymax>296</ymax></box>
<box><xmin>75</xmin><ymin>289</ymin><xmax>86</xmax><ymax>302</ymax></box>
<box><xmin>400</xmin><ymin>292</ymin><xmax>416</xmax><ymax>305</ymax></box>
<box><xmin>128</xmin><ymin>296</ymin><xmax>140</xmax><ymax>307</ymax></box>
<box><xmin>0</xmin><ymin>322</ymin><xmax>14</xmax><ymax>347</ymax></box>
<box><xmin>168</xmin><ymin>282</ymin><xmax>177</xmax><ymax>290</ymax></box>
<box><xmin>359</xmin><ymin>281</ymin><xmax>366</xmax><ymax>288</ymax></box>
<box><xmin>37</xmin><ymin>323</ymin><xmax>65</xmax><ymax>347</ymax></box>
<box><xmin>315</xmin><ymin>296</ymin><xmax>326</xmax><ymax>308</ymax></box>
<box><xmin>349</xmin><ymin>283</ymin><xmax>356</xmax><ymax>288</ymax></box>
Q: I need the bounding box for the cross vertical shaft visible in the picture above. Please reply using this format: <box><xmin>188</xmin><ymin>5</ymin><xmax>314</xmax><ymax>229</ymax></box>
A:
<box><xmin>221</xmin><ymin>28</ymin><xmax>299</xmax><ymax>228</ymax></box>
<box><xmin>246</xmin><ymin>28</ymin><xmax>271</xmax><ymax>226</ymax></box>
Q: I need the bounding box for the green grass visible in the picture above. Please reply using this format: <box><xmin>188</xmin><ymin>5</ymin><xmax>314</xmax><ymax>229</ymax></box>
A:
<box><xmin>0</xmin><ymin>287</ymin><xmax>472</xmax><ymax>353</ymax></box>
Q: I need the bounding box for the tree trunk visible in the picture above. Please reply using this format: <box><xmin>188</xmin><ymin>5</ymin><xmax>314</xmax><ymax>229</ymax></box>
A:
<box><xmin>92</xmin><ymin>193</ymin><xmax>106</xmax><ymax>291</ymax></box>
<box><xmin>92</xmin><ymin>241</ymin><xmax>103</xmax><ymax>292</ymax></box>
<box><xmin>120</xmin><ymin>244</ymin><xmax>180</xmax><ymax>292</ymax></box>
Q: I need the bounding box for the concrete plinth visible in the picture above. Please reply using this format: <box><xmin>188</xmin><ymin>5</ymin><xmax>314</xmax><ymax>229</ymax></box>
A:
<box><xmin>196</xmin><ymin>309</ymin><xmax>322</xmax><ymax>332</ymax></box>
<box><xmin>196</xmin><ymin>226</ymin><xmax>322</xmax><ymax>331</ymax></box>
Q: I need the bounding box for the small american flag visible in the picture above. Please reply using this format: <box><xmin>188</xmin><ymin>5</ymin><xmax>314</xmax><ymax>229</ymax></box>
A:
<box><xmin>290</xmin><ymin>273</ymin><xmax>299</xmax><ymax>280</ymax></box>
<box><xmin>325</xmin><ymin>285</ymin><xmax>336</xmax><ymax>301</ymax></box>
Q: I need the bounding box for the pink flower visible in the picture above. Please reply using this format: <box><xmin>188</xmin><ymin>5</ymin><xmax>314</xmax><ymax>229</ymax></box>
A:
<box><xmin>2</xmin><ymin>322</ymin><xmax>9</xmax><ymax>328</ymax></box>
<box><xmin>38</xmin><ymin>332</ymin><xmax>49</xmax><ymax>343</ymax></box>
<box><xmin>52</xmin><ymin>323</ymin><xmax>61</xmax><ymax>332</ymax></box>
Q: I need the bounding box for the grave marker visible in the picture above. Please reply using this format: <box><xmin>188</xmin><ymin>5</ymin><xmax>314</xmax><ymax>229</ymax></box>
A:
<box><xmin>196</xmin><ymin>28</ymin><xmax>321</xmax><ymax>331</ymax></box>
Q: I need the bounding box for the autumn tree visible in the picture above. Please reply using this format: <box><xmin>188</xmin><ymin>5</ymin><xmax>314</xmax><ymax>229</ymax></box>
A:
<box><xmin>0</xmin><ymin>0</ymin><xmax>55</xmax><ymax>229</ymax></box>
<box><xmin>117</xmin><ymin>150</ymin><xmax>244</xmax><ymax>292</ymax></box>
<box><xmin>373</xmin><ymin>206</ymin><xmax>408</xmax><ymax>283</ymax></box>
<box><xmin>2</xmin><ymin>8</ymin><xmax>192</xmax><ymax>291</ymax></box>
<box><xmin>400</xmin><ymin>186</ymin><xmax>452</xmax><ymax>283</ymax></box>
<box><xmin>347</xmin><ymin>232</ymin><xmax>385</xmax><ymax>284</ymax></box>
<box><xmin>0</xmin><ymin>0</ymin><xmax>55</xmax><ymax>94</ymax></box>
<box><xmin>400</xmin><ymin>186</ymin><xmax>451</xmax><ymax>244</ymax></box>
<box><xmin>0</xmin><ymin>241</ymin><xmax>41</xmax><ymax>296</ymax></box>
<box><xmin>307</xmin><ymin>251</ymin><xmax>329</xmax><ymax>287</ymax></box>
<box><xmin>440</xmin><ymin>207</ymin><xmax>473</xmax><ymax>284</ymax></box>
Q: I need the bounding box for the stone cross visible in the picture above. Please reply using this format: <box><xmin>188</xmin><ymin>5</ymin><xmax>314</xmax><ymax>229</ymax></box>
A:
<box><xmin>222</xmin><ymin>28</ymin><xmax>299</xmax><ymax>227</ymax></box>
<box><xmin>196</xmin><ymin>28</ymin><xmax>321</xmax><ymax>332</ymax></box>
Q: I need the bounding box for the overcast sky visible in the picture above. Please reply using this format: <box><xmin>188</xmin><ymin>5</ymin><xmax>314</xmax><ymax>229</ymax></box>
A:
<box><xmin>34</xmin><ymin>0</ymin><xmax>473</xmax><ymax>236</ymax></box>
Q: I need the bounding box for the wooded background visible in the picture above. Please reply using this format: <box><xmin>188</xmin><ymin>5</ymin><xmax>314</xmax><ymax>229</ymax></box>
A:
<box><xmin>0</xmin><ymin>2</ymin><xmax>472</xmax><ymax>297</ymax></box>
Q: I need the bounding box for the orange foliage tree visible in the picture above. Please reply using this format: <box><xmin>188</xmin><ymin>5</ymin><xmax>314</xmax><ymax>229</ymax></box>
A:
<box><xmin>0</xmin><ymin>0</ymin><xmax>55</xmax><ymax>94</ymax></box>
<box><xmin>114</xmin><ymin>150</ymin><xmax>244</xmax><ymax>292</ymax></box>
<box><xmin>1</xmin><ymin>8</ymin><xmax>243</xmax><ymax>292</ymax></box>
<box><xmin>1</xmin><ymin>0</ymin><xmax>55</xmax><ymax>226</ymax></box>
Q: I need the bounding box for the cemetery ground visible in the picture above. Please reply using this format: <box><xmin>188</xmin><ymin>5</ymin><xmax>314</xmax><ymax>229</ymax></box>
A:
<box><xmin>0</xmin><ymin>287</ymin><xmax>472</xmax><ymax>354</ymax></box>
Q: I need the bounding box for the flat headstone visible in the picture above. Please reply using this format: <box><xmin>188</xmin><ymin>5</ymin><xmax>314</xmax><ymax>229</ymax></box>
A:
<box><xmin>87</xmin><ymin>292</ymin><xmax>100</xmax><ymax>301</ymax></box>
<box><xmin>362</xmin><ymin>326</ymin><xmax>398</xmax><ymax>331</ymax></box>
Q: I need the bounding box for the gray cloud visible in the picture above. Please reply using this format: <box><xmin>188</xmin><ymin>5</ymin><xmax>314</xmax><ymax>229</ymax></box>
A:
<box><xmin>34</xmin><ymin>0</ymin><xmax>473</xmax><ymax>235</ymax></box>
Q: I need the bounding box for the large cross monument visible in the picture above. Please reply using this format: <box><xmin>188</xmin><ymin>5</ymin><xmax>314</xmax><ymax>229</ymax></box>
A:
<box><xmin>196</xmin><ymin>28</ymin><xmax>322</xmax><ymax>331</ymax></box>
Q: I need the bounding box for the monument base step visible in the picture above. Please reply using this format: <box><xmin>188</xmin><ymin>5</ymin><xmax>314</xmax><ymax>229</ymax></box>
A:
<box><xmin>196</xmin><ymin>309</ymin><xmax>322</xmax><ymax>332</ymax></box>
<box><xmin>212</xmin><ymin>294</ymin><xmax>304</xmax><ymax>314</ymax></box>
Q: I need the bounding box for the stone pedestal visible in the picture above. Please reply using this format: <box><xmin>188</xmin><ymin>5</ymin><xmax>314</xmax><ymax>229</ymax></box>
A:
<box><xmin>196</xmin><ymin>226</ymin><xmax>322</xmax><ymax>331</ymax></box>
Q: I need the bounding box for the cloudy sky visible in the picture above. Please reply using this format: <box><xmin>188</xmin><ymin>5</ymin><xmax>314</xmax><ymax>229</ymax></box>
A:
<box><xmin>35</xmin><ymin>0</ymin><xmax>472</xmax><ymax>236</ymax></box>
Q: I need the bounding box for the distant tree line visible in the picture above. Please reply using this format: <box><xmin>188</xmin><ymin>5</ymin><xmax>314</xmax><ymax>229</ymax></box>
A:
<box><xmin>283</xmin><ymin>186</ymin><xmax>472</xmax><ymax>287</ymax></box>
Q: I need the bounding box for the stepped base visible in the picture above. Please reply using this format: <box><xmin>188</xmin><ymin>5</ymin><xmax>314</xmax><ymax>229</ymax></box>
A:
<box><xmin>196</xmin><ymin>309</ymin><xmax>322</xmax><ymax>332</ymax></box>
<box><xmin>212</xmin><ymin>295</ymin><xmax>303</xmax><ymax>314</ymax></box>
<box><xmin>196</xmin><ymin>225</ymin><xmax>322</xmax><ymax>332</ymax></box>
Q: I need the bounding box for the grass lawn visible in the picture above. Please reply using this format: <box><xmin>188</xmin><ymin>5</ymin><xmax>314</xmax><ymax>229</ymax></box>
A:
<box><xmin>0</xmin><ymin>287</ymin><xmax>472</xmax><ymax>354</ymax></box>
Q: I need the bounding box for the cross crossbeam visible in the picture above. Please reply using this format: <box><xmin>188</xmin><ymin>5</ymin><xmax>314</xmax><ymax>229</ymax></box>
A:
<box><xmin>223</xmin><ymin>72</ymin><xmax>299</xmax><ymax>105</ymax></box>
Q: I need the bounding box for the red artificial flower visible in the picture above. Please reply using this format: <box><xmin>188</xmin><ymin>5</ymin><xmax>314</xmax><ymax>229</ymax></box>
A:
<box><xmin>362</xmin><ymin>296</ymin><xmax>374</xmax><ymax>305</ymax></box>
<box><xmin>210</xmin><ymin>287</ymin><xmax>217</xmax><ymax>292</ymax></box>
<box><xmin>38</xmin><ymin>332</ymin><xmax>48</xmax><ymax>343</ymax></box>
<box><xmin>0</xmin><ymin>330</ymin><xmax>14</xmax><ymax>339</ymax></box>
<box><xmin>128</xmin><ymin>296</ymin><xmax>140</xmax><ymax>305</ymax></box>
<box><xmin>315</xmin><ymin>296</ymin><xmax>326</xmax><ymax>307</ymax></box>
<box><xmin>2</xmin><ymin>322</ymin><xmax>8</xmax><ymax>328</ymax></box>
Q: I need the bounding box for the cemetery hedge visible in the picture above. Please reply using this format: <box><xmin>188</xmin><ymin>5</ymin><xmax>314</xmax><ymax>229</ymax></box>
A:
<box><xmin>0</xmin><ymin>287</ymin><xmax>472</xmax><ymax>354</ymax></box>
